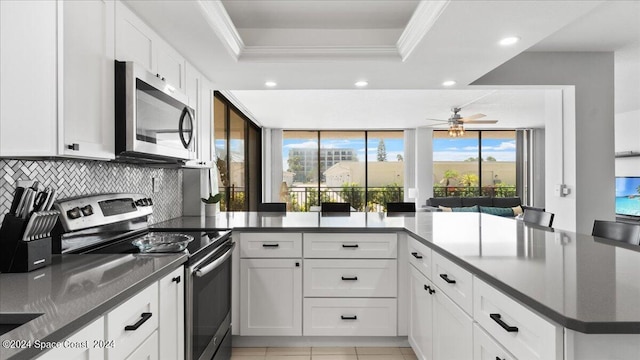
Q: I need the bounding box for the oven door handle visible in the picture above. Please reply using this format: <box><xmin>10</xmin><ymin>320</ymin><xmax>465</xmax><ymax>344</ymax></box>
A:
<box><xmin>194</xmin><ymin>242</ymin><xmax>235</xmax><ymax>278</ymax></box>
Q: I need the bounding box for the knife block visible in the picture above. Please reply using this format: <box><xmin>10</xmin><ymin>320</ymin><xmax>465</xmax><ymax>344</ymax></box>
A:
<box><xmin>0</xmin><ymin>215</ymin><xmax>52</xmax><ymax>273</ymax></box>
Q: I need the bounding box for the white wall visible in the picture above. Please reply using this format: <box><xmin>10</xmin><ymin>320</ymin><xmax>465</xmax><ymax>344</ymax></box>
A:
<box><xmin>614</xmin><ymin>44</ymin><xmax>640</xmax><ymax>176</ymax></box>
<box><xmin>473</xmin><ymin>52</ymin><xmax>615</xmax><ymax>233</ymax></box>
<box><xmin>414</xmin><ymin>128</ymin><xmax>433</xmax><ymax>207</ymax></box>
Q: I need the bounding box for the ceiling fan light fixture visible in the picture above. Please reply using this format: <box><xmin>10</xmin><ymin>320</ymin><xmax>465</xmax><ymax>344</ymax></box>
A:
<box><xmin>499</xmin><ymin>36</ymin><xmax>520</xmax><ymax>46</ymax></box>
<box><xmin>442</xmin><ymin>80</ymin><xmax>456</xmax><ymax>87</ymax></box>
<box><xmin>448</xmin><ymin>123</ymin><xmax>465</xmax><ymax>137</ymax></box>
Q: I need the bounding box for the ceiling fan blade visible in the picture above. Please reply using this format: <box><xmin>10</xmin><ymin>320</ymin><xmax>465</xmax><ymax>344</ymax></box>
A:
<box><xmin>424</xmin><ymin>118</ymin><xmax>448</xmax><ymax>122</ymax></box>
<box><xmin>461</xmin><ymin>119</ymin><xmax>498</xmax><ymax>124</ymax></box>
<box><xmin>461</xmin><ymin>113</ymin><xmax>486</xmax><ymax>120</ymax></box>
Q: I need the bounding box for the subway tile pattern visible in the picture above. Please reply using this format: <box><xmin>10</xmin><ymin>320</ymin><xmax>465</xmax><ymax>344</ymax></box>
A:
<box><xmin>0</xmin><ymin>159</ymin><xmax>182</xmax><ymax>223</ymax></box>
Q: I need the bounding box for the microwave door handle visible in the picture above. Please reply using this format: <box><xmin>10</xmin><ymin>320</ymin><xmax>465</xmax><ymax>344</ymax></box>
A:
<box><xmin>178</xmin><ymin>107</ymin><xmax>194</xmax><ymax>149</ymax></box>
<box><xmin>194</xmin><ymin>242</ymin><xmax>235</xmax><ymax>278</ymax></box>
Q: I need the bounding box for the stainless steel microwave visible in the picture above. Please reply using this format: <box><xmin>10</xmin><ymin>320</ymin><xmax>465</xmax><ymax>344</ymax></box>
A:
<box><xmin>115</xmin><ymin>61</ymin><xmax>196</xmax><ymax>162</ymax></box>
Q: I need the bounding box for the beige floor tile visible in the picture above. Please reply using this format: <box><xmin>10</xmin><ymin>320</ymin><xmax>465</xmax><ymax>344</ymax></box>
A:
<box><xmin>230</xmin><ymin>356</ymin><xmax>265</xmax><ymax>360</ymax></box>
<box><xmin>399</xmin><ymin>348</ymin><xmax>415</xmax><ymax>355</ymax></box>
<box><xmin>233</xmin><ymin>348</ymin><xmax>268</xmax><ymax>356</ymax></box>
<box><xmin>265</xmin><ymin>356</ymin><xmax>310</xmax><ymax>360</ymax></box>
<box><xmin>403</xmin><ymin>355</ymin><xmax>418</xmax><ymax>360</ymax></box>
<box><xmin>311</xmin><ymin>355</ymin><xmax>357</xmax><ymax>360</ymax></box>
<box><xmin>357</xmin><ymin>355</ymin><xmax>405</xmax><ymax>360</ymax></box>
<box><xmin>356</xmin><ymin>347</ymin><xmax>403</xmax><ymax>355</ymax></box>
<box><xmin>266</xmin><ymin>347</ymin><xmax>312</xmax><ymax>355</ymax></box>
<box><xmin>312</xmin><ymin>347</ymin><xmax>357</xmax><ymax>355</ymax></box>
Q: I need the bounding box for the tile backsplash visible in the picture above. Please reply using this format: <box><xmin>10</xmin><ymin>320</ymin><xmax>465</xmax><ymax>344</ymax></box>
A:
<box><xmin>0</xmin><ymin>159</ymin><xmax>182</xmax><ymax>223</ymax></box>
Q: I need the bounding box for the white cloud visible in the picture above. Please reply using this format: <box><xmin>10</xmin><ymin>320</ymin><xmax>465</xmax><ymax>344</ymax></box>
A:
<box><xmin>283</xmin><ymin>141</ymin><xmax>318</xmax><ymax>149</ymax></box>
<box><xmin>483</xmin><ymin>141</ymin><xmax>516</xmax><ymax>151</ymax></box>
<box><xmin>462</xmin><ymin>146</ymin><xmax>479</xmax><ymax>151</ymax></box>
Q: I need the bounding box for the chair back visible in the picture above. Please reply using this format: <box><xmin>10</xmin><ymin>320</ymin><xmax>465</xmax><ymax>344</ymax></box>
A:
<box><xmin>257</xmin><ymin>202</ymin><xmax>286</xmax><ymax>212</ymax></box>
<box><xmin>321</xmin><ymin>202</ymin><xmax>350</xmax><ymax>213</ymax></box>
<box><xmin>592</xmin><ymin>220</ymin><xmax>640</xmax><ymax>245</ymax></box>
<box><xmin>387</xmin><ymin>202</ymin><xmax>416</xmax><ymax>213</ymax></box>
<box><xmin>523</xmin><ymin>208</ymin><xmax>555</xmax><ymax>227</ymax></box>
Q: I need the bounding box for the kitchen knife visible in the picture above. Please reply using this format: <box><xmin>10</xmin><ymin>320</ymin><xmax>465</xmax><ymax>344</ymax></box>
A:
<box><xmin>44</xmin><ymin>189</ymin><xmax>57</xmax><ymax>211</ymax></box>
<box><xmin>22</xmin><ymin>189</ymin><xmax>36</xmax><ymax>219</ymax></box>
<box><xmin>37</xmin><ymin>188</ymin><xmax>52</xmax><ymax>212</ymax></box>
<box><xmin>15</xmin><ymin>188</ymin><xmax>32</xmax><ymax>219</ymax></box>
<box><xmin>9</xmin><ymin>187</ymin><xmax>25</xmax><ymax>215</ymax></box>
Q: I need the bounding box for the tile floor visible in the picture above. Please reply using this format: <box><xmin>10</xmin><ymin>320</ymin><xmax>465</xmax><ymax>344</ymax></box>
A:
<box><xmin>231</xmin><ymin>347</ymin><xmax>417</xmax><ymax>360</ymax></box>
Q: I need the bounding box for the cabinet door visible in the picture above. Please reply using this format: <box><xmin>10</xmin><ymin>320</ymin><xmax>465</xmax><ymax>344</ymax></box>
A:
<box><xmin>199</xmin><ymin>78</ymin><xmax>213</xmax><ymax>163</ymax></box>
<box><xmin>159</xmin><ymin>267</ymin><xmax>184</xmax><ymax>360</ymax></box>
<box><xmin>432</xmin><ymin>285</ymin><xmax>473</xmax><ymax>360</ymax></box>
<box><xmin>240</xmin><ymin>258</ymin><xmax>302</xmax><ymax>336</ymax></box>
<box><xmin>125</xmin><ymin>331</ymin><xmax>159</xmax><ymax>360</ymax></box>
<box><xmin>61</xmin><ymin>0</ymin><xmax>115</xmax><ymax>159</ymax></box>
<box><xmin>37</xmin><ymin>317</ymin><xmax>105</xmax><ymax>360</ymax></box>
<box><xmin>115</xmin><ymin>1</ymin><xmax>156</xmax><ymax>72</ymax></box>
<box><xmin>156</xmin><ymin>42</ymin><xmax>186</xmax><ymax>93</ymax></box>
<box><xmin>409</xmin><ymin>266</ymin><xmax>434</xmax><ymax>360</ymax></box>
<box><xmin>0</xmin><ymin>1</ymin><xmax>58</xmax><ymax>157</ymax></box>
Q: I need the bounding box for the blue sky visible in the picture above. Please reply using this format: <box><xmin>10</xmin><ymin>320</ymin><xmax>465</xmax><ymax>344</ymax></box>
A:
<box><xmin>433</xmin><ymin>138</ymin><xmax>516</xmax><ymax>161</ymax></box>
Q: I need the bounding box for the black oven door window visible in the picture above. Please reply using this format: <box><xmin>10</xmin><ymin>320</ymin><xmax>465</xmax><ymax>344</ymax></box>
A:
<box><xmin>192</xmin><ymin>244</ymin><xmax>232</xmax><ymax>360</ymax></box>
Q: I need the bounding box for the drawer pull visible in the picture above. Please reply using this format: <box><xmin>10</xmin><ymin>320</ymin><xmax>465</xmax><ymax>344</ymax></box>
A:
<box><xmin>342</xmin><ymin>244</ymin><xmax>359</xmax><ymax>248</ymax></box>
<box><xmin>262</xmin><ymin>243</ymin><xmax>279</xmax><ymax>248</ymax></box>
<box><xmin>496</xmin><ymin>357</ymin><xmax>505</xmax><ymax>360</ymax></box>
<box><xmin>341</xmin><ymin>276</ymin><xmax>358</xmax><ymax>281</ymax></box>
<box><xmin>124</xmin><ymin>312</ymin><xmax>152</xmax><ymax>331</ymax></box>
<box><xmin>490</xmin><ymin>313</ymin><xmax>519</xmax><ymax>333</ymax></box>
<box><xmin>411</xmin><ymin>252</ymin><xmax>423</xmax><ymax>259</ymax></box>
<box><xmin>341</xmin><ymin>315</ymin><xmax>357</xmax><ymax>320</ymax></box>
<box><xmin>423</xmin><ymin>284</ymin><xmax>435</xmax><ymax>294</ymax></box>
<box><xmin>172</xmin><ymin>276</ymin><xmax>181</xmax><ymax>283</ymax></box>
<box><xmin>439</xmin><ymin>273</ymin><xmax>456</xmax><ymax>284</ymax></box>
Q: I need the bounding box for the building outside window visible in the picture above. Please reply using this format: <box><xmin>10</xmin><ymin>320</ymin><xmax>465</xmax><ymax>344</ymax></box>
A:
<box><xmin>282</xmin><ymin>130</ymin><xmax>404</xmax><ymax>212</ymax></box>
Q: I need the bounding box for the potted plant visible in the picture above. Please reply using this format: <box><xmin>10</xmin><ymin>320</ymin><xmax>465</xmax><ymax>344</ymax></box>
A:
<box><xmin>202</xmin><ymin>168</ymin><xmax>222</xmax><ymax>216</ymax></box>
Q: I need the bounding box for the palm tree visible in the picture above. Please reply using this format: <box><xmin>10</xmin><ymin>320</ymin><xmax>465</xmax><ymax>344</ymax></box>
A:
<box><xmin>460</xmin><ymin>173</ymin><xmax>479</xmax><ymax>187</ymax></box>
<box><xmin>440</xmin><ymin>169</ymin><xmax>459</xmax><ymax>186</ymax></box>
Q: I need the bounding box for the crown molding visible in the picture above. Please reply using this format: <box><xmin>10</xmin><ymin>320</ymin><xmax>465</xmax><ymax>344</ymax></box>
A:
<box><xmin>240</xmin><ymin>45</ymin><xmax>400</xmax><ymax>62</ymax></box>
<box><xmin>197</xmin><ymin>0</ymin><xmax>244</xmax><ymax>60</ymax></box>
<box><xmin>397</xmin><ymin>0</ymin><xmax>451</xmax><ymax>61</ymax></box>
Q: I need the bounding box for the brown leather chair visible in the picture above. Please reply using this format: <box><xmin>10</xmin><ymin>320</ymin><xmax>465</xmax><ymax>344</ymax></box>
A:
<box><xmin>592</xmin><ymin>220</ymin><xmax>640</xmax><ymax>245</ymax></box>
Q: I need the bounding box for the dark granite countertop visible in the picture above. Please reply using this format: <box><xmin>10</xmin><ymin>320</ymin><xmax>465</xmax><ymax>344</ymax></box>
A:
<box><xmin>0</xmin><ymin>253</ymin><xmax>186</xmax><ymax>360</ymax></box>
<box><xmin>153</xmin><ymin>212</ymin><xmax>640</xmax><ymax>334</ymax></box>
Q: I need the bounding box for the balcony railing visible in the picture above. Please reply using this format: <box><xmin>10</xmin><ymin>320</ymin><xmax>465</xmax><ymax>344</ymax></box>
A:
<box><xmin>286</xmin><ymin>186</ymin><xmax>404</xmax><ymax>212</ymax></box>
<box><xmin>433</xmin><ymin>185</ymin><xmax>517</xmax><ymax>198</ymax></box>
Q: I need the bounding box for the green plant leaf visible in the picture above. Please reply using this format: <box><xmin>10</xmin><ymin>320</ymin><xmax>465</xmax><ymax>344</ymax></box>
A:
<box><xmin>201</xmin><ymin>193</ymin><xmax>222</xmax><ymax>204</ymax></box>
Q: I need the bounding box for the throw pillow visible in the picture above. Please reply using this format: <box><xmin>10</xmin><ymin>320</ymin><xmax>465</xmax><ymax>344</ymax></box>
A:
<box><xmin>479</xmin><ymin>206</ymin><xmax>514</xmax><ymax>217</ymax></box>
<box><xmin>451</xmin><ymin>205</ymin><xmax>479</xmax><ymax>213</ymax></box>
<box><xmin>438</xmin><ymin>205</ymin><xmax>452</xmax><ymax>212</ymax></box>
<box><xmin>511</xmin><ymin>205</ymin><xmax>523</xmax><ymax>216</ymax></box>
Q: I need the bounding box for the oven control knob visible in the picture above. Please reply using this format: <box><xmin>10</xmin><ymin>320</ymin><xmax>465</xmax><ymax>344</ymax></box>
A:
<box><xmin>81</xmin><ymin>205</ymin><xmax>94</xmax><ymax>216</ymax></box>
<box><xmin>146</xmin><ymin>198</ymin><xmax>153</xmax><ymax>206</ymax></box>
<box><xmin>67</xmin><ymin>207</ymin><xmax>82</xmax><ymax>219</ymax></box>
<box><xmin>135</xmin><ymin>199</ymin><xmax>145</xmax><ymax>207</ymax></box>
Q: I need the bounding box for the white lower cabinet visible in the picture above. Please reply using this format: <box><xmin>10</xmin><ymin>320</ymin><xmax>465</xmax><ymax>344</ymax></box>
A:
<box><xmin>409</xmin><ymin>265</ymin><xmax>472</xmax><ymax>360</ymax></box>
<box><xmin>303</xmin><ymin>259</ymin><xmax>397</xmax><ymax>297</ymax></box>
<box><xmin>240</xmin><ymin>258</ymin><xmax>302</xmax><ymax>336</ymax></box>
<box><xmin>303</xmin><ymin>298</ymin><xmax>397</xmax><ymax>336</ymax></box>
<box><xmin>125</xmin><ymin>331</ymin><xmax>159</xmax><ymax>360</ymax></box>
<box><xmin>473</xmin><ymin>324</ymin><xmax>516</xmax><ymax>360</ymax></box>
<box><xmin>158</xmin><ymin>267</ymin><xmax>184</xmax><ymax>360</ymax></box>
<box><xmin>36</xmin><ymin>317</ymin><xmax>105</xmax><ymax>360</ymax></box>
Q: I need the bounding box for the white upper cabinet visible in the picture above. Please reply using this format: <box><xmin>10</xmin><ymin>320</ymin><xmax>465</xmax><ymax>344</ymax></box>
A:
<box><xmin>0</xmin><ymin>1</ymin><xmax>59</xmax><ymax>157</ymax></box>
<box><xmin>0</xmin><ymin>0</ymin><xmax>114</xmax><ymax>160</ymax></box>
<box><xmin>61</xmin><ymin>0</ymin><xmax>115</xmax><ymax>159</ymax></box>
<box><xmin>115</xmin><ymin>1</ymin><xmax>185</xmax><ymax>93</ymax></box>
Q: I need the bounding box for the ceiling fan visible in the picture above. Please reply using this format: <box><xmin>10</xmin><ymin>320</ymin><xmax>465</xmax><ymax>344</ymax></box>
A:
<box><xmin>425</xmin><ymin>107</ymin><xmax>498</xmax><ymax>137</ymax></box>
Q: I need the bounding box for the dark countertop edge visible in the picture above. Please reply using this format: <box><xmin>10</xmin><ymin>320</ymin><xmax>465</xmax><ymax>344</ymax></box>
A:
<box><xmin>5</xmin><ymin>254</ymin><xmax>188</xmax><ymax>360</ymax></box>
<box><xmin>232</xmin><ymin>227</ymin><xmax>405</xmax><ymax>233</ymax></box>
<box><xmin>403</xmin><ymin>229</ymin><xmax>640</xmax><ymax>335</ymax></box>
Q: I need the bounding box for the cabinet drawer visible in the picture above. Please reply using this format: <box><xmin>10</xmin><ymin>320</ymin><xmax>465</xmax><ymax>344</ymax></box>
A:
<box><xmin>125</xmin><ymin>330</ymin><xmax>159</xmax><ymax>360</ymax></box>
<box><xmin>473</xmin><ymin>278</ymin><xmax>562</xmax><ymax>360</ymax></box>
<box><xmin>304</xmin><ymin>259</ymin><xmax>397</xmax><ymax>297</ymax></box>
<box><xmin>107</xmin><ymin>282</ymin><xmax>159</xmax><ymax>360</ymax></box>
<box><xmin>408</xmin><ymin>237</ymin><xmax>432</xmax><ymax>279</ymax></box>
<box><xmin>304</xmin><ymin>233</ymin><xmax>397</xmax><ymax>258</ymax></box>
<box><xmin>303</xmin><ymin>298</ymin><xmax>397</xmax><ymax>336</ymax></box>
<box><xmin>473</xmin><ymin>324</ymin><xmax>516</xmax><ymax>360</ymax></box>
<box><xmin>240</xmin><ymin>232</ymin><xmax>302</xmax><ymax>258</ymax></box>
<box><xmin>432</xmin><ymin>251</ymin><xmax>473</xmax><ymax>314</ymax></box>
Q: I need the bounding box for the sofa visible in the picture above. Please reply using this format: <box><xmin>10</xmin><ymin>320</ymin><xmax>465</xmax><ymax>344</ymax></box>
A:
<box><xmin>424</xmin><ymin>196</ymin><xmax>523</xmax><ymax>217</ymax></box>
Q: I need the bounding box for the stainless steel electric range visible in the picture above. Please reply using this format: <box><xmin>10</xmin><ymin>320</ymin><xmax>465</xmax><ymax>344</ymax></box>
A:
<box><xmin>52</xmin><ymin>193</ymin><xmax>233</xmax><ymax>360</ymax></box>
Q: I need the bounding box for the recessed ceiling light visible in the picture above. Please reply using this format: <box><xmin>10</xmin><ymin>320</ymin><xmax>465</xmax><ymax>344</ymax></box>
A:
<box><xmin>499</xmin><ymin>36</ymin><xmax>520</xmax><ymax>46</ymax></box>
<box><xmin>355</xmin><ymin>81</ymin><xmax>368</xmax><ymax>88</ymax></box>
<box><xmin>265</xmin><ymin>81</ymin><xmax>277</xmax><ymax>87</ymax></box>
<box><xmin>442</xmin><ymin>80</ymin><xmax>456</xmax><ymax>87</ymax></box>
